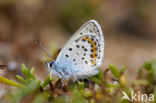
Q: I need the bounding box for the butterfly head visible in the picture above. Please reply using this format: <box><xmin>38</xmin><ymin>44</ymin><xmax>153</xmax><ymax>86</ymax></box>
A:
<box><xmin>46</xmin><ymin>60</ymin><xmax>56</xmax><ymax>71</ymax></box>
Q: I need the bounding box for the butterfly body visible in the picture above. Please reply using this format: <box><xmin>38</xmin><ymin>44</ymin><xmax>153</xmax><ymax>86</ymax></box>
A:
<box><xmin>46</xmin><ymin>20</ymin><xmax>104</xmax><ymax>80</ymax></box>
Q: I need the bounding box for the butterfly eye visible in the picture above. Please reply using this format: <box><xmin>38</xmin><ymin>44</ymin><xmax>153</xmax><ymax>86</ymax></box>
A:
<box><xmin>49</xmin><ymin>62</ymin><xmax>53</xmax><ymax>67</ymax></box>
<box><xmin>46</xmin><ymin>60</ymin><xmax>55</xmax><ymax>70</ymax></box>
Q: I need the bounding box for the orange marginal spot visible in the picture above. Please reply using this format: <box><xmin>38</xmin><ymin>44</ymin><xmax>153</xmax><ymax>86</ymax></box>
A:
<box><xmin>88</xmin><ymin>38</ymin><xmax>93</xmax><ymax>43</ymax></box>
<box><xmin>82</xmin><ymin>37</ymin><xmax>89</xmax><ymax>41</ymax></box>
<box><xmin>91</xmin><ymin>42</ymin><xmax>96</xmax><ymax>47</ymax></box>
<box><xmin>91</xmin><ymin>53</ymin><xmax>97</xmax><ymax>58</ymax></box>
<box><xmin>91</xmin><ymin>59</ymin><xmax>96</xmax><ymax>66</ymax></box>
<box><xmin>92</xmin><ymin>47</ymin><xmax>97</xmax><ymax>53</ymax></box>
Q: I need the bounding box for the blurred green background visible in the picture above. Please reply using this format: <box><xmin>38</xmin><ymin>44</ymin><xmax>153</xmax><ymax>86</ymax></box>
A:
<box><xmin>0</xmin><ymin>0</ymin><xmax>156</xmax><ymax>101</ymax></box>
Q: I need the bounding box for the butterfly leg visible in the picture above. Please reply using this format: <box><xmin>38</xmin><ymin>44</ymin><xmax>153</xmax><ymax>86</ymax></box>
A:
<box><xmin>50</xmin><ymin>70</ymin><xmax>53</xmax><ymax>80</ymax></box>
<box><xmin>73</xmin><ymin>75</ymin><xmax>80</xmax><ymax>82</ymax></box>
<box><xmin>60</xmin><ymin>77</ymin><xmax>64</xmax><ymax>86</ymax></box>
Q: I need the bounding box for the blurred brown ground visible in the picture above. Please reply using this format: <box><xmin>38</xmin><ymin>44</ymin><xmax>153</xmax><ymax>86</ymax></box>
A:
<box><xmin>0</xmin><ymin>0</ymin><xmax>156</xmax><ymax>97</ymax></box>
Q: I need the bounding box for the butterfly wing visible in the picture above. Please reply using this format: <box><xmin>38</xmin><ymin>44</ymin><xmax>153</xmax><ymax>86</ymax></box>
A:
<box><xmin>55</xmin><ymin>20</ymin><xmax>104</xmax><ymax>78</ymax></box>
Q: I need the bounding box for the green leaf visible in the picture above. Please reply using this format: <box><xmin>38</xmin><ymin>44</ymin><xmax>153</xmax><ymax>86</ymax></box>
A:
<box><xmin>142</xmin><ymin>60</ymin><xmax>156</xmax><ymax>84</ymax></box>
<box><xmin>16</xmin><ymin>75</ymin><xmax>28</xmax><ymax>85</ymax></box>
<box><xmin>30</xmin><ymin>67</ymin><xmax>35</xmax><ymax>74</ymax></box>
<box><xmin>41</xmin><ymin>75</ymin><xmax>51</xmax><ymax>88</ymax></box>
<box><xmin>0</xmin><ymin>76</ymin><xmax>25</xmax><ymax>88</ymax></box>
<box><xmin>21</xmin><ymin>64</ymin><xmax>35</xmax><ymax>80</ymax></box>
<box><xmin>90</xmin><ymin>69</ymin><xmax>104</xmax><ymax>84</ymax></box>
<box><xmin>143</xmin><ymin>60</ymin><xmax>156</xmax><ymax>71</ymax></box>
<box><xmin>109</xmin><ymin>64</ymin><xmax>120</xmax><ymax>79</ymax></box>
<box><xmin>105</xmin><ymin>83</ymin><xmax>119</xmax><ymax>88</ymax></box>
<box><xmin>143</xmin><ymin>61</ymin><xmax>152</xmax><ymax>71</ymax></box>
<box><xmin>37</xmin><ymin>80</ymin><xmax>41</xmax><ymax>85</ymax></box>
<box><xmin>78</xmin><ymin>81</ymin><xmax>85</xmax><ymax>93</ymax></box>
<box><xmin>120</xmin><ymin>66</ymin><xmax>126</xmax><ymax>73</ymax></box>
<box><xmin>90</xmin><ymin>76</ymin><xmax>101</xmax><ymax>84</ymax></box>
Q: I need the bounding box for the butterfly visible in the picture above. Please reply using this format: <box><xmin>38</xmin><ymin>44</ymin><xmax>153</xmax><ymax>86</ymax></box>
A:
<box><xmin>46</xmin><ymin>20</ymin><xmax>104</xmax><ymax>81</ymax></box>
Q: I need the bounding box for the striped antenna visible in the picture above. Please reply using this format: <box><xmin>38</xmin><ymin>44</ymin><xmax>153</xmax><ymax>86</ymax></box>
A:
<box><xmin>34</xmin><ymin>40</ymin><xmax>50</xmax><ymax>57</ymax></box>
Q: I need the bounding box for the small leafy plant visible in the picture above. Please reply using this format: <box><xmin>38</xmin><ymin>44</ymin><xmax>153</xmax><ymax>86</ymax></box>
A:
<box><xmin>0</xmin><ymin>60</ymin><xmax>155</xmax><ymax>103</ymax></box>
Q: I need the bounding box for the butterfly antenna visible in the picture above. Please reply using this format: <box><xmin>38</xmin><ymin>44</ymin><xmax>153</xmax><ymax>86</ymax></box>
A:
<box><xmin>34</xmin><ymin>40</ymin><xmax>50</xmax><ymax>57</ymax></box>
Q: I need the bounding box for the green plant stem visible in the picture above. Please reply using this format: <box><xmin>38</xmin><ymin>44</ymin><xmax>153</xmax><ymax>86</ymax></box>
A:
<box><xmin>0</xmin><ymin>76</ymin><xmax>25</xmax><ymax>88</ymax></box>
<box><xmin>41</xmin><ymin>75</ymin><xmax>51</xmax><ymax>88</ymax></box>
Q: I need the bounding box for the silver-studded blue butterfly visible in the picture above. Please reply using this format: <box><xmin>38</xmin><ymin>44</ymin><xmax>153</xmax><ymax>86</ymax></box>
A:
<box><xmin>46</xmin><ymin>20</ymin><xmax>104</xmax><ymax>81</ymax></box>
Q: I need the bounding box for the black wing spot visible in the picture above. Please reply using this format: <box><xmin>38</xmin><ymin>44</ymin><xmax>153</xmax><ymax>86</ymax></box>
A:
<box><xmin>84</xmin><ymin>48</ymin><xmax>88</xmax><ymax>51</ymax></box>
<box><xmin>85</xmin><ymin>61</ymin><xmax>88</xmax><ymax>64</ymax></box>
<box><xmin>65</xmin><ymin>54</ymin><xmax>69</xmax><ymax>57</ymax></box>
<box><xmin>94</xmin><ymin>41</ymin><xmax>97</xmax><ymax>45</ymax></box>
<box><xmin>82</xmin><ymin>57</ymin><xmax>84</xmax><ymax>60</ymax></box>
<box><xmin>73</xmin><ymin>59</ymin><xmax>75</xmax><ymax>62</ymax></box>
<box><xmin>75</xmin><ymin>39</ymin><xmax>78</xmax><ymax>42</ymax></box>
<box><xmin>68</xmin><ymin>48</ymin><xmax>72</xmax><ymax>51</ymax></box>
<box><xmin>82</xmin><ymin>46</ymin><xmax>85</xmax><ymax>49</ymax></box>
<box><xmin>83</xmin><ymin>53</ymin><xmax>86</xmax><ymax>56</ymax></box>
<box><xmin>62</xmin><ymin>69</ymin><xmax>69</xmax><ymax>75</ymax></box>
<box><xmin>80</xmin><ymin>32</ymin><xmax>83</xmax><ymax>35</ymax></box>
<box><xmin>76</xmin><ymin>45</ymin><xmax>80</xmax><ymax>48</ymax></box>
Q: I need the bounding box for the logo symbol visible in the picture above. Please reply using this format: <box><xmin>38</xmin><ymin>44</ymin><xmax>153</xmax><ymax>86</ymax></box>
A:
<box><xmin>121</xmin><ymin>91</ymin><xmax>154</xmax><ymax>102</ymax></box>
<box><xmin>121</xmin><ymin>91</ymin><xmax>130</xmax><ymax>101</ymax></box>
